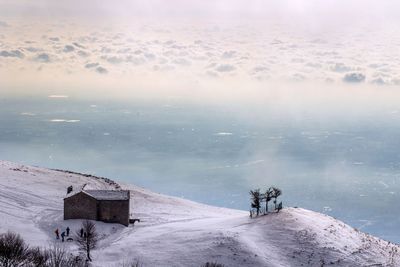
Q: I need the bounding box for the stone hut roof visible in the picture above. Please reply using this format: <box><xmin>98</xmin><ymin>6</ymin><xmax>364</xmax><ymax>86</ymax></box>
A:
<box><xmin>83</xmin><ymin>190</ymin><xmax>130</xmax><ymax>200</ymax></box>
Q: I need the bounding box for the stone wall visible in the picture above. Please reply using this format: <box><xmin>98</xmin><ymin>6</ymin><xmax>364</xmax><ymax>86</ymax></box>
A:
<box><xmin>98</xmin><ymin>200</ymin><xmax>130</xmax><ymax>226</ymax></box>
<box><xmin>64</xmin><ymin>192</ymin><xmax>97</xmax><ymax>221</ymax></box>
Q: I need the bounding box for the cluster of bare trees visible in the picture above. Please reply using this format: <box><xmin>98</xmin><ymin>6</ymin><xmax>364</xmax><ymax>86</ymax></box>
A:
<box><xmin>0</xmin><ymin>220</ymin><xmax>98</xmax><ymax>267</ymax></box>
<box><xmin>0</xmin><ymin>231</ymin><xmax>85</xmax><ymax>267</ymax></box>
<box><xmin>249</xmin><ymin>187</ymin><xmax>283</xmax><ymax>217</ymax></box>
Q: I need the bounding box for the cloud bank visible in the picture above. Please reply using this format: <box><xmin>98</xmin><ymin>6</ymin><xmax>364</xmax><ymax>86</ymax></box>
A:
<box><xmin>1</xmin><ymin>7</ymin><xmax>400</xmax><ymax>91</ymax></box>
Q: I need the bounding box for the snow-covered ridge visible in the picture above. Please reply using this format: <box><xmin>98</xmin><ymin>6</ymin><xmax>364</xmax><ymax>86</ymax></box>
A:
<box><xmin>0</xmin><ymin>160</ymin><xmax>399</xmax><ymax>267</ymax></box>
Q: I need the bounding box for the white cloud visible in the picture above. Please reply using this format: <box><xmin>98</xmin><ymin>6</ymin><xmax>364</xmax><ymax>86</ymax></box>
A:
<box><xmin>96</xmin><ymin>66</ymin><xmax>108</xmax><ymax>74</ymax></box>
<box><xmin>251</xmin><ymin>66</ymin><xmax>269</xmax><ymax>73</ymax></box>
<box><xmin>1</xmin><ymin>17</ymin><xmax>400</xmax><ymax>87</ymax></box>
<box><xmin>73</xmin><ymin>42</ymin><xmax>85</xmax><ymax>49</ymax></box>
<box><xmin>77</xmin><ymin>50</ymin><xmax>89</xmax><ymax>57</ymax></box>
<box><xmin>0</xmin><ymin>50</ymin><xmax>24</xmax><ymax>58</ymax></box>
<box><xmin>330</xmin><ymin>63</ymin><xmax>352</xmax><ymax>73</ymax></box>
<box><xmin>103</xmin><ymin>55</ymin><xmax>124</xmax><ymax>64</ymax></box>
<box><xmin>172</xmin><ymin>58</ymin><xmax>191</xmax><ymax>66</ymax></box>
<box><xmin>221</xmin><ymin>50</ymin><xmax>236</xmax><ymax>59</ymax></box>
<box><xmin>63</xmin><ymin>45</ymin><xmax>75</xmax><ymax>52</ymax></box>
<box><xmin>24</xmin><ymin>47</ymin><xmax>42</xmax><ymax>53</ymax></box>
<box><xmin>85</xmin><ymin>62</ymin><xmax>99</xmax><ymax>68</ymax></box>
<box><xmin>370</xmin><ymin>77</ymin><xmax>386</xmax><ymax>85</ymax></box>
<box><xmin>34</xmin><ymin>53</ymin><xmax>51</xmax><ymax>62</ymax></box>
<box><xmin>215</xmin><ymin>64</ymin><xmax>236</xmax><ymax>72</ymax></box>
<box><xmin>343</xmin><ymin>73</ymin><xmax>366</xmax><ymax>83</ymax></box>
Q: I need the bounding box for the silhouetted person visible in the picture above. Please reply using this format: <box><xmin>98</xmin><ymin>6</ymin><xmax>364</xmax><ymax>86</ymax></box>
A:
<box><xmin>66</xmin><ymin>227</ymin><xmax>70</xmax><ymax>236</ymax></box>
<box><xmin>83</xmin><ymin>232</ymin><xmax>87</xmax><ymax>238</ymax></box>
<box><xmin>80</xmin><ymin>228</ymin><xmax>84</xmax><ymax>237</ymax></box>
<box><xmin>55</xmin><ymin>228</ymin><xmax>59</xmax><ymax>239</ymax></box>
<box><xmin>61</xmin><ymin>231</ymin><xmax>65</xmax><ymax>242</ymax></box>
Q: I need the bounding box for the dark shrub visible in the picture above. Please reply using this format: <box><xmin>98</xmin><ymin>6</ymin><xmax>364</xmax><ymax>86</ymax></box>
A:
<box><xmin>0</xmin><ymin>231</ymin><xmax>30</xmax><ymax>267</ymax></box>
<box><xmin>202</xmin><ymin>262</ymin><xmax>225</xmax><ymax>267</ymax></box>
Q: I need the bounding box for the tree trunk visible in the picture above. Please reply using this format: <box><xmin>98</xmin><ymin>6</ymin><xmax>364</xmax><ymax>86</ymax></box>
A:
<box><xmin>87</xmin><ymin>242</ymin><xmax>91</xmax><ymax>262</ymax></box>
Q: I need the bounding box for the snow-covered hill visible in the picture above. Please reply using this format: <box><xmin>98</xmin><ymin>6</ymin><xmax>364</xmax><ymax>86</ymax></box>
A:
<box><xmin>0</xmin><ymin>160</ymin><xmax>399</xmax><ymax>267</ymax></box>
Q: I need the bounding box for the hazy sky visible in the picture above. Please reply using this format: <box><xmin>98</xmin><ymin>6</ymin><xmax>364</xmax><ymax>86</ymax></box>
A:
<box><xmin>2</xmin><ymin>0</ymin><xmax>400</xmax><ymax>20</ymax></box>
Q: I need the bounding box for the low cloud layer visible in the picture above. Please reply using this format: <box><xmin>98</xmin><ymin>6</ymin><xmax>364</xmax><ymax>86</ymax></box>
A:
<box><xmin>1</xmin><ymin>18</ymin><xmax>400</xmax><ymax>88</ymax></box>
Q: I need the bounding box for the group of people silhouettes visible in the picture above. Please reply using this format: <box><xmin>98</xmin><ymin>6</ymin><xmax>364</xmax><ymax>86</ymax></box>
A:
<box><xmin>54</xmin><ymin>226</ymin><xmax>77</xmax><ymax>242</ymax></box>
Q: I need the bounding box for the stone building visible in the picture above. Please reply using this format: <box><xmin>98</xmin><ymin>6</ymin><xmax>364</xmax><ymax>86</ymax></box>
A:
<box><xmin>64</xmin><ymin>190</ymin><xmax>130</xmax><ymax>226</ymax></box>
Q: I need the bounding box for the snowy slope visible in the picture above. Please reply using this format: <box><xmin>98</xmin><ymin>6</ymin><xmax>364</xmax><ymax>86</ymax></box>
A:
<box><xmin>0</xmin><ymin>160</ymin><xmax>399</xmax><ymax>267</ymax></box>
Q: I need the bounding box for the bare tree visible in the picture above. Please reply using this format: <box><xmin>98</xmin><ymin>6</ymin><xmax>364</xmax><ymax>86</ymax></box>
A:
<box><xmin>277</xmin><ymin>202</ymin><xmax>283</xmax><ymax>213</ymax></box>
<box><xmin>249</xmin><ymin>189</ymin><xmax>262</xmax><ymax>216</ymax></box>
<box><xmin>46</xmin><ymin>244</ymin><xmax>68</xmax><ymax>267</ymax></box>
<box><xmin>45</xmin><ymin>243</ymin><xmax>86</xmax><ymax>267</ymax></box>
<box><xmin>0</xmin><ymin>231</ymin><xmax>84</xmax><ymax>267</ymax></box>
<box><xmin>75</xmin><ymin>220</ymin><xmax>99</xmax><ymax>262</ymax></box>
<box><xmin>271</xmin><ymin>187</ymin><xmax>282</xmax><ymax>210</ymax></box>
<box><xmin>264</xmin><ymin>187</ymin><xmax>274</xmax><ymax>213</ymax></box>
<box><xmin>27</xmin><ymin>247</ymin><xmax>49</xmax><ymax>267</ymax></box>
<box><xmin>0</xmin><ymin>231</ymin><xmax>30</xmax><ymax>267</ymax></box>
<box><xmin>34</xmin><ymin>243</ymin><xmax>85</xmax><ymax>267</ymax></box>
